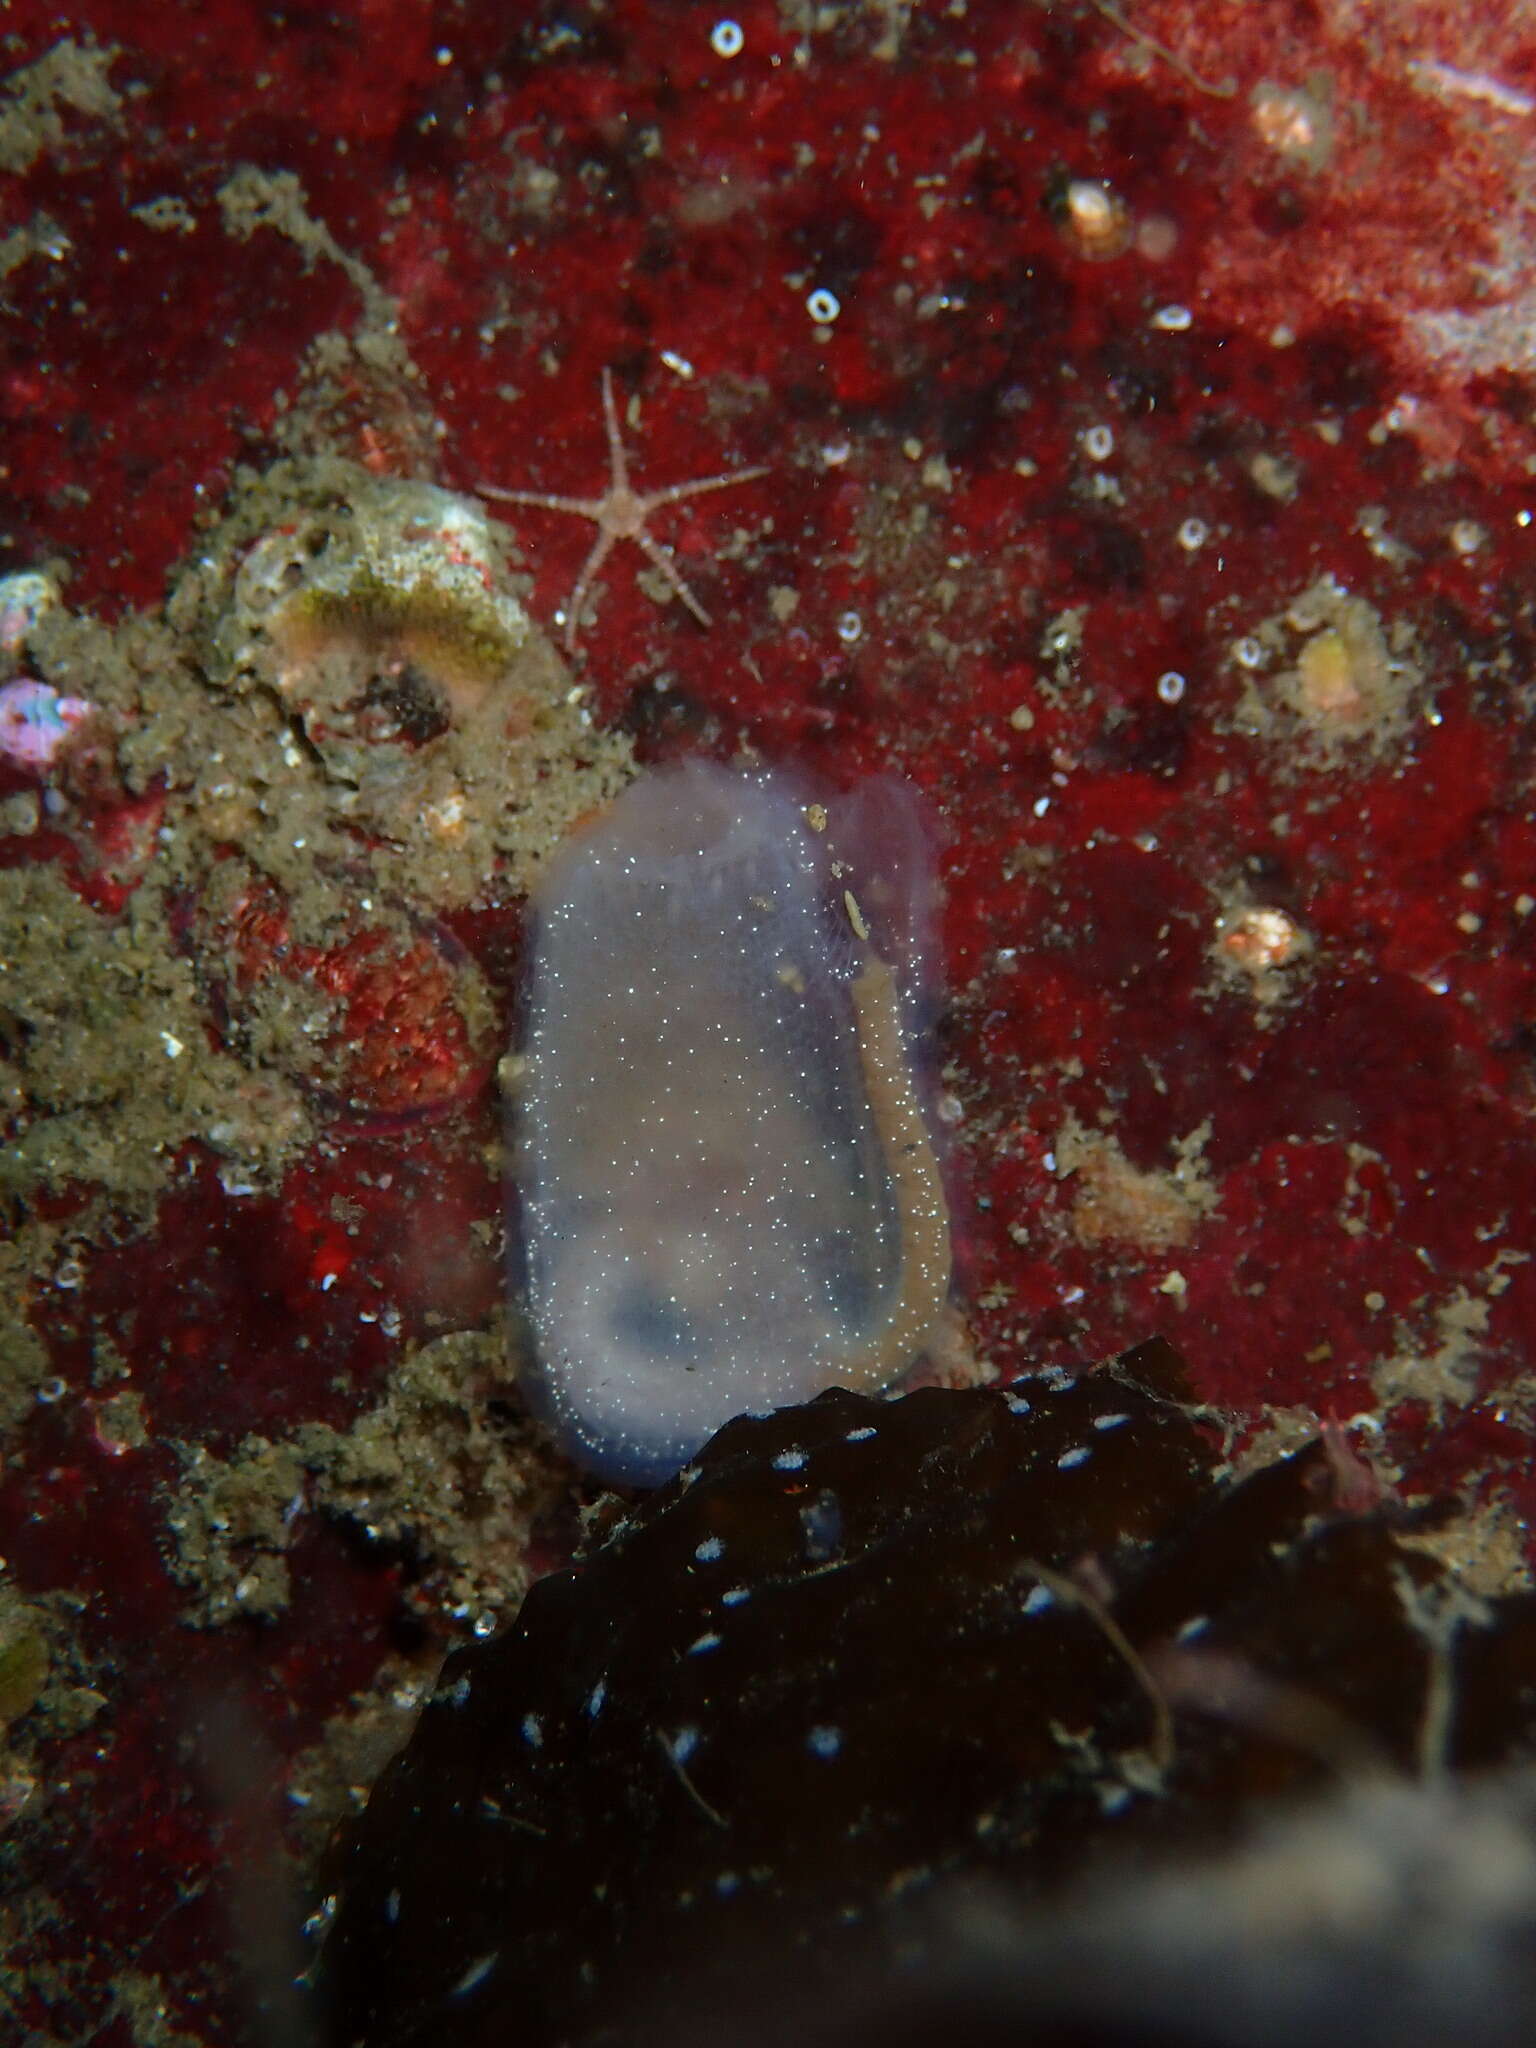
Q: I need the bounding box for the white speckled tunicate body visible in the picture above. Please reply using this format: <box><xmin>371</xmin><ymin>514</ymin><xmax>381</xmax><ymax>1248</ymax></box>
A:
<box><xmin>515</xmin><ymin>759</ymin><xmax>947</xmax><ymax>1485</ymax></box>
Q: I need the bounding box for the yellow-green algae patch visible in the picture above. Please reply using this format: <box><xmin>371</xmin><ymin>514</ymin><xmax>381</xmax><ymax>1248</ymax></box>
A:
<box><xmin>0</xmin><ymin>862</ymin><xmax>312</xmax><ymax>1219</ymax></box>
<box><xmin>164</xmin><ymin>1326</ymin><xmax>560</xmax><ymax>1633</ymax></box>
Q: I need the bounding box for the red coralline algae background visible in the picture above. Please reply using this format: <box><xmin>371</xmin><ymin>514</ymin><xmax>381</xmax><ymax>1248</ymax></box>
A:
<box><xmin>2</xmin><ymin>1</ymin><xmax>1534</xmax><ymax>2041</ymax></box>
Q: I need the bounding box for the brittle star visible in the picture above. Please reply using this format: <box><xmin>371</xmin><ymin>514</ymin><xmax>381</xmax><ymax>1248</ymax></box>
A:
<box><xmin>477</xmin><ymin>369</ymin><xmax>769</xmax><ymax>654</ymax></box>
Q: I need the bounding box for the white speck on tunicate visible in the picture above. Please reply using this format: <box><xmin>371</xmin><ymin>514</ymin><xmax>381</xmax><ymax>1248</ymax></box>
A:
<box><xmin>1177</xmin><ymin>517</ymin><xmax>1208</xmax><ymax>551</ymax></box>
<box><xmin>836</xmin><ymin>610</ymin><xmax>862</xmax><ymax>644</ymax></box>
<box><xmin>806</xmin><ymin>287</ymin><xmax>841</xmax><ymax>323</ymax></box>
<box><xmin>1156</xmin><ymin>670</ymin><xmax>1186</xmax><ymax>704</ymax></box>
<box><xmin>1081</xmin><ymin>423</ymin><xmax>1114</xmax><ymax>461</ymax></box>
<box><xmin>1151</xmin><ymin>304</ymin><xmax>1192</xmax><ymax>331</ymax></box>
<box><xmin>710</xmin><ymin>20</ymin><xmax>744</xmax><ymax>57</ymax></box>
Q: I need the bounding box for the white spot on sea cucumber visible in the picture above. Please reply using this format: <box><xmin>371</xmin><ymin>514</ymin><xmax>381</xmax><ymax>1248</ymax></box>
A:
<box><xmin>452</xmin><ymin>1954</ymin><xmax>499</xmax><ymax>1997</ymax></box>
<box><xmin>1093</xmin><ymin>1411</ymin><xmax>1131</xmax><ymax>1431</ymax></box>
<box><xmin>384</xmin><ymin>1888</ymin><xmax>400</xmax><ymax>1923</ymax></box>
<box><xmin>1023</xmin><ymin>1584</ymin><xmax>1055</xmax><ymax>1615</ymax></box>
<box><xmin>1057</xmin><ymin>1444</ymin><xmax>1092</xmax><ymax>1470</ymax></box>
<box><xmin>586</xmin><ymin>1679</ymin><xmax>607</xmax><ymax>1717</ymax></box>
<box><xmin>799</xmin><ymin>1492</ymin><xmax>843</xmax><ymax>1560</ymax></box>
<box><xmin>844</xmin><ymin>1425</ymin><xmax>878</xmax><ymax>1441</ymax></box>
<box><xmin>521</xmin><ymin>1712</ymin><xmax>543</xmax><ymax>1747</ymax></box>
<box><xmin>695</xmin><ymin>1536</ymin><xmax>725</xmax><ymax>1563</ymax></box>
<box><xmin>688</xmin><ymin>1632</ymin><xmax>723</xmax><ymax>1655</ymax></box>
<box><xmin>669</xmin><ymin>1726</ymin><xmax>700</xmax><ymax>1764</ymax></box>
<box><xmin>720</xmin><ymin>1585</ymin><xmax>751</xmax><ymax>1606</ymax></box>
<box><xmin>1005</xmin><ymin>1393</ymin><xmax>1033</xmax><ymax>1416</ymax></box>
<box><xmin>772</xmin><ymin>1448</ymin><xmax>808</xmax><ymax>1472</ymax></box>
<box><xmin>807</xmin><ymin>1725</ymin><xmax>842</xmax><ymax>1758</ymax></box>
